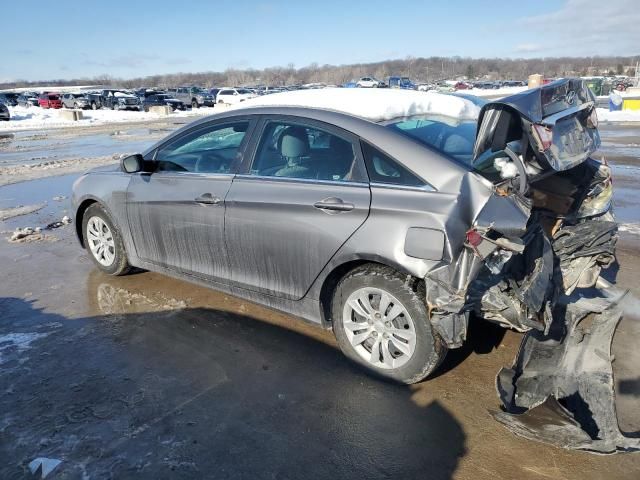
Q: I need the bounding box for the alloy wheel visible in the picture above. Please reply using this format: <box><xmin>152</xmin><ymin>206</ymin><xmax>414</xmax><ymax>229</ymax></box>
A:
<box><xmin>86</xmin><ymin>216</ymin><xmax>116</xmax><ymax>267</ymax></box>
<box><xmin>342</xmin><ymin>287</ymin><xmax>417</xmax><ymax>369</ymax></box>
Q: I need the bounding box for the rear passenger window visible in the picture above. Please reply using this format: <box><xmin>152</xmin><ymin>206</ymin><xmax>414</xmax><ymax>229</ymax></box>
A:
<box><xmin>251</xmin><ymin>121</ymin><xmax>359</xmax><ymax>182</ymax></box>
<box><xmin>361</xmin><ymin>142</ymin><xmax>427</xmax><ymax>188</ymax></box>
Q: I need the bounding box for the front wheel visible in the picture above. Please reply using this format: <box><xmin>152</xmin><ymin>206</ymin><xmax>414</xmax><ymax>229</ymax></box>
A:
<box><xmin>83</xmin><ymin>203</ymin><xmax>132</xmax><ymax>276</ymax></box>
<box><xmin>332</xmin><ymin>264</ymin><xmax>446</xmax><ymax>384</ymax></box>
<box><xmin>192</xmin><ymin>100</ymin><xmax>199</xmax><ymax>108</ymax></box>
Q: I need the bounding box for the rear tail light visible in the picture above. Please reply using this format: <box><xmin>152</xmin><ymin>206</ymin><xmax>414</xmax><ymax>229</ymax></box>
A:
<box><xmin>466</xmin><ymin>229</ymin><xmax>483</xmax><ymax>247</ymax></box>
<box><xmin>532</xmin><ymin>124</ymin><xmax>553</xmax><ymax>151</ymax></box>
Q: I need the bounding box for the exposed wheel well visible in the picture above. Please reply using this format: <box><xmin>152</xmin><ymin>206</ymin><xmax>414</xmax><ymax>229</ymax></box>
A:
<box><xmin>75</xmin><ymin>199</ymin><xmax>98</xmax><ymax>247</ymax></box>
<box><xmin>318</xmin><ymin>260</ymin><xmax>423</xmax><ymax>327</ymax></box>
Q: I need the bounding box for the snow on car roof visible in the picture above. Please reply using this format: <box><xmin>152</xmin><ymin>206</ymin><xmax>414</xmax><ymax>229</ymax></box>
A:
<box><xmin>234</xmin><ymin>87</ymin><xmax>481</xmax><ymax>122</ymax></box>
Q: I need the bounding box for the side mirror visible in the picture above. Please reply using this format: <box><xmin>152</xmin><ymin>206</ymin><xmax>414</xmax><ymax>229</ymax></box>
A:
<box><xmin>121</xmin><ymin>154</ymin><xmax>144</xmax><ymax>174</ymax></box>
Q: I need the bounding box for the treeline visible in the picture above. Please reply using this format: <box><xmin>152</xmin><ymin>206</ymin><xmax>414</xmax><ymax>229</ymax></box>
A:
<box><xmin>3</xmin><ymin>55</ymin><xmax>638</xmax><ymax>89</ymax></box>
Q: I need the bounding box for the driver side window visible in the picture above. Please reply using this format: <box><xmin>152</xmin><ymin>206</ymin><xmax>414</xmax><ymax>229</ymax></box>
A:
<box><xmin>155</xmin><ymin>121</ymin><xmax>249</xmax><ymax>173</ymax></box>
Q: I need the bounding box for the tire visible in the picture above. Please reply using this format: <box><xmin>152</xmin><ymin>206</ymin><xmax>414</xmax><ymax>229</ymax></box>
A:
<box><xmin>192</xmin><ymin>99</ymin><xmax>199</xmax><ymax>108</ymax></box>
<box><xmin>82</xmin><ymin>203</ymin><xmax>132</xmax><ymax>276</ymax></box>
<box><xmin>332</xmin><ymin>264</ymin><xmax>446</xmax><ymax>384</ymax></box>
<box><xmin>92</xmin><ymin>102</ymin><xmax>98</xmax><ymax>110</ymax></box>
<box><xmin>73</xmin><ymin>102</ymin><xmax>78</xmax><ymax>109</ymax></box>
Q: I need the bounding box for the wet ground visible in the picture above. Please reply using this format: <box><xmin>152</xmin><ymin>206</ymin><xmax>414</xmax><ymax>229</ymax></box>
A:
<box><xmin>1</xmin><ymin>120</ymin><xmax>640</xmax><ymax>479</ymax></box>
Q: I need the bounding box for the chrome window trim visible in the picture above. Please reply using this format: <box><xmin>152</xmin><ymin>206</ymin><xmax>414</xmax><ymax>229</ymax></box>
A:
<box><xmin>370</xmin><ymin>182</ymin><xmax>436</xmax><ymax>193</ymax></box>
<box><xmin>234</xmin><ymin>174</ymin><xmax>369</xmax><ymax>188</ymax></box>
<box><xmin>142</xmin><ymin>171</ymin><xmax>236</xmax><ymax>179</ymax></box>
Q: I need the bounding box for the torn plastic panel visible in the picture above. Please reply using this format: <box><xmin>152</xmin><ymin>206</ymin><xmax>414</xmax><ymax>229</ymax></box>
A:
<box><xmin>493</xmin><ymin>286</ymin><xmax>640</xmax><ymax>454</ymax></box>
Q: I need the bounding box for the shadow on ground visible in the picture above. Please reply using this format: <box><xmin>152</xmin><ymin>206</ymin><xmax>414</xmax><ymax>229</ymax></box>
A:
<box><xmin>0</xmin><ymin>294</ymin><xmax>467</xmax><ymax>479</ymax></box>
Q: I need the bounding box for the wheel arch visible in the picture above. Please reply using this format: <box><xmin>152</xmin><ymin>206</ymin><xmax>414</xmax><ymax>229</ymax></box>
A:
<box><xmin>317</xmin><ymin>257</ymin><xmax>423</xmax><ymax>328</ymax></box>
<box><xmin>75</xmin><ymin>197</ymin><xmax>119</xmax><ymax>248</ymax></box>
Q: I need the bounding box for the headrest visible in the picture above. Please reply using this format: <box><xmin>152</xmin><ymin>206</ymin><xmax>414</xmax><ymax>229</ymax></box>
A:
<box><xmin>279</xmin><ymin>127</ymin><xmax>309</xmax><ymax>158</ymax></box>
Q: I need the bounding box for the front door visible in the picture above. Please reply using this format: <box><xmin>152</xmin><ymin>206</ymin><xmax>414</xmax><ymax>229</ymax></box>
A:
<box><xmin>126</xmin><ymin>119</ymin><xmax>252</xmax><ymax>282</ymax></box>
<box><xmin>225</xmin><ymin>117</ymin><xmax>371</xmax><ymax>299</ymax></box>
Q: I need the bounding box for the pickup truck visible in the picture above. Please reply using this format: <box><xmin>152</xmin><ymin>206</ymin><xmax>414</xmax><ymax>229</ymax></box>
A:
<box><xmin>167</xmin><ymin>87</ymin><xmax>215</xmax><ymax>108</ymax></box>
<box><xmin>86</xmin><ymin>90</ymin><xmax>142</xmax><ymax>111</ymax></box>
<box><xmin>387</xmin><ymin>76</ymin><xmax>416</xmax><ymax>90</ymax></box>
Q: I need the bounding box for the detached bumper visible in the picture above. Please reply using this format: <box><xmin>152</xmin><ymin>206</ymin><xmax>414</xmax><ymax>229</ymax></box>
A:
<box><xmin>493</xmin><ymin>285</ymin><xmax>640</xmax><ymax>454</ymax></box>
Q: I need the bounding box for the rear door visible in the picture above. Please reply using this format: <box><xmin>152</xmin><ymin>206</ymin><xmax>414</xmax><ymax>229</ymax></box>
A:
<box><xmin>126</xmin><ymin>118</ymin><xmax>255</xmax><ymax>282</ymax></box>
<box><xmin>224</xmin><ymin>116</ymin><xmax>371</xmax><ymax>299</ymax></box>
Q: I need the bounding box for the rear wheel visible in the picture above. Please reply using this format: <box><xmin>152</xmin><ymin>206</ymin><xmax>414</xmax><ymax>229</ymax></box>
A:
<box><xmin>91</xmin><ymin>102</ymin><xmax>98</xmax><ymax>110</ymax></box>
<box><xmin>192</xmin><ymin>99</ymin><xmax>199</xmax><ymax>108</ymax></box>
<box><xmin>83</xmin><ymin>203</ymin><xmax>132</xmax><ymax>276</ymax></box>
<box><xmin>332</xmin><ymin>264</ymin><xmax>446</xmax><ymax>384</ymax></box>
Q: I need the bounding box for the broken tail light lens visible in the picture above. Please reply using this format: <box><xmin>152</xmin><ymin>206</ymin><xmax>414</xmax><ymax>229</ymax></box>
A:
<box><xmin>466</xmin><ymin>229</ymin><xmax>483</xmax><ymax>247</ymax></box>
<box><xmin>577</xmin><ymin>178</ymin><xmax>613</xmax><ymax>218</ymax></box>
<box><xmin>532</xmin><ymin>124</ymin><xmax>553</xmax><ymax>152</ymax></box>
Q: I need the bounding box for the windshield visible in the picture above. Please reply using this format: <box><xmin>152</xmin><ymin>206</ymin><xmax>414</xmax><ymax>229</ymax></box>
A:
<box><xmin>385</xmin><ymin>116</ymin><xmax>477</xmax><ymax>166</ymax></box>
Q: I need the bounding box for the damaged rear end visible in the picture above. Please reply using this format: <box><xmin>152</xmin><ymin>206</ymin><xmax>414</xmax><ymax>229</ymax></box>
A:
<box><xmin>426</xmin><ymin>79</ymin><xmax>631</xmax><ymax>452</ymax></box>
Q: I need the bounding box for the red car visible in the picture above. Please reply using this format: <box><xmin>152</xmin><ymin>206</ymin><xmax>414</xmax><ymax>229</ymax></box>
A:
<box><xmin>38</xmin><ymin>93</ymin><xmax>63</xmax><ymax>109</ymax></box>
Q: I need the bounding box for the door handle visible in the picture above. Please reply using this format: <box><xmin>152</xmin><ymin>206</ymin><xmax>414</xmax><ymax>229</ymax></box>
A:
<box><xmin>195</xmin><ymin>193</ymin><xmax>222</xmax><ymax>205</ymax></box>
<box><xmin>313</xmin><ymin>197</ymin><xmax>354</xmax><ymax>212</ymax></box>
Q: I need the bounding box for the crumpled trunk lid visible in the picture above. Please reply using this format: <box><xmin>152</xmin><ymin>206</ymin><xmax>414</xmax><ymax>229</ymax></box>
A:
<box><xmin>472</xmin><ymin>78</ymin><xmax>601</xmax><ymax>184</ymax></box>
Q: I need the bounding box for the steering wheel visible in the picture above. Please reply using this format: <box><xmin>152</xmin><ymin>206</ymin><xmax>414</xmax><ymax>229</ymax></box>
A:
<box><xmin>194</xmin><ymin>152</ymin><xmax>228</xmax><ymax>173</ymax></box>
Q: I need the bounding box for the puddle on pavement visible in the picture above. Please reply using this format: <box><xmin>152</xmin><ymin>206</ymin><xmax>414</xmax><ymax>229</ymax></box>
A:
<box><xmin>0</xmin><ymin>173</ymin><xmax>78</xmax><ymax>230</ymax></box>
<box><xmin>0</xmin><ymin>127</ymin><xmax>169</xmax><ymax>168</ymax></box>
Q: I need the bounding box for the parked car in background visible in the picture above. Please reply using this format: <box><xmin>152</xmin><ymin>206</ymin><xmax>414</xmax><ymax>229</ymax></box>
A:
<box><xmin>453</xmin><ymin>81</ymin><xmax>471</xmax><ymax>90</ymax></box>
<box><xmin>215</xmin><ymin>88</ymin><xmax>257</xmax><ymax>105</ymax></box>
<box><xmin>142</xmin><ymin>93</ymin><xmax>187</xmax><ymax>111</ymax></box>
<box><xmin>0</xmin><ymin>92</ymin><xmax>19</xmax><ymax>106</ymax></box>
<box><xmin>208</xmin><ymin>88</ymin><xmax>221</xmax><ymax>99</ymax></box>
<box><xmin>169</xmin><ymin>87</ymin><xmax>215</xmax><ymax>108</ymax></box>
<box><xmin>356</xmin><ymin>77</ymin><xmax>385</xmax><ymax>88</ymax></box>
<box><xmin>98</xmin><ymin>90</ymin><xmax>142</xmax><ymax>111</ymax></box>
<box><xmin>38</xmin><ymin>93</ymin><xmax>63</xmax><ymax>109</ymax></box>
<box><xmin>502</xmin><ymin>80</ymin><xmax>526</xmax><ymax>87</ymax></box>
<box><xmin>61</xmin><ymin>92</ymin><xmax>91</xmax><ymax>109</ymax></box>
<box><xmin>388</xmin><ymin>76</ymin><xmax>416</xmax><ymax>89</ymax></box>
<box><xmin>0</xmin><ymin>102</ymin><xmax>9</xmax><ymax>121</ymax></box>
<box><xmin>17</xmin><ymin>93</ymin><xmax>39</xmax><ymax>107</ymax></box>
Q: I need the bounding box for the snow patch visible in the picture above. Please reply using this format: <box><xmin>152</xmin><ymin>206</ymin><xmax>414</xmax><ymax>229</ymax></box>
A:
<box><xmin>1</xmin><ymin>105</ymin><xmax>213</xmax><ymax>132</ymax></box>
<box><xmin>618</xmin><ymin>223</ymin><xmax>640</xmax><ymax>235</ymax></box>
<box><xmin>596</xmin><ymin>108</ymin><xmax>640</xmax><ymax>123</ymax></box>
<box><xmin>233</xmin><ymin>88</ymin><xmax>481</xmax><ymax>122</ymax></box>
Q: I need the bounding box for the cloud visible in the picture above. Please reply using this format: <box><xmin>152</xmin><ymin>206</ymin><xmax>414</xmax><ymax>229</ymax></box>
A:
<box><xmin>518</xmin><ymin>0</ymin><xmax>640</xmax><ymax>56</ymax></box>
<box><xmin>514</xmin><ymin>43</ymin><xmax>542</xmax><ymax>54</ymax></box>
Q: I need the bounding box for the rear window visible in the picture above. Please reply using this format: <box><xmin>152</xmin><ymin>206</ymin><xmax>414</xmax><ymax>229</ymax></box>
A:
<box><xmin>385</xmin><ymin>116</ymin><xmax>477</xmax><ymax>166</ymax></box>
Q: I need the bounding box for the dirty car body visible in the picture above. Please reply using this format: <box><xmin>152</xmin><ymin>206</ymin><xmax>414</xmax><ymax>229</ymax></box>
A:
<box><xmin>72</xmin><ymin>82</ymin><xmax>627</xmax><ymax>451</ymax></box>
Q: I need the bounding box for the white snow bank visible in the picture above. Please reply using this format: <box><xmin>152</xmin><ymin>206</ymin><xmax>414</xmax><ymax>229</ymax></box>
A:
<box><xmin>596</xmin><ymin>108</ymin><xmax>640</xmax><ymax>123</ymax></box>
<box><xmin>234</xmin><ymin>88</ymin><xmax>481</xmax><ymax>122</ymax></box>
<box><xmin>1</xmin><ymin>105</ymin><xmax>213</xmax><ymax>131</ymax></box>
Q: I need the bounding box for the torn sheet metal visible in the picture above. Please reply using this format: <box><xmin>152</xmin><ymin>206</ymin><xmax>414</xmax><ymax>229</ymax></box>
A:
<box><xmin>552</xmin><ymin>220</ymin><xmax>617</xmax><ymax>294</ymax></box>
<box><xmin>492</xmin><ymin>288</ymin><xmax>640</xmax><ymax>454</ymax></box>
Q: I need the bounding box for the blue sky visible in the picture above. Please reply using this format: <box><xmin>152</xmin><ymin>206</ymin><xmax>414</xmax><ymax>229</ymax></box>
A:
<box><xmin>2</xmin><ymin>0</ymin><xmax>638</xmax><ymax>81</ymax></box>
